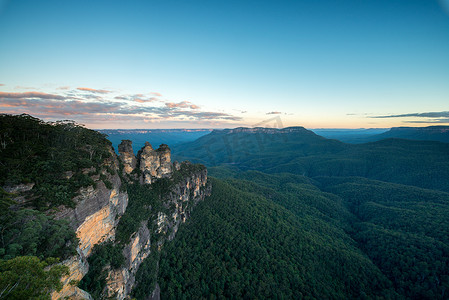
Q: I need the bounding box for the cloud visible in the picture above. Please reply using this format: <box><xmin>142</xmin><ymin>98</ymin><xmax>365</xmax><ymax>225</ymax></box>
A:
<box><xmin>135</xmin><ymin>98</ymin><xmax>157</xmax><ymax>103</ymax></box>
<box><xmin>0</xmin><ymin>98</ymin><xmax>123</xmax><ymax>115</ymax></box>
<box><xmin>114</xmin><ymin>94</ymin><xmax>157</xmax><ymax>103</ymax></box>
<box><xmin>404</xmin><ymin>118</ymin><xmax>449</xmax><ymax>124</ymax></box>
<box><xmin>0</xmin><ymin>88</ymin><xmax>242</xmax><ymax>126</ymax></box>
<box><xmin>14</xmin><ymin>86</ymin><xmax>36</xmax><ymax>90</ymax></box>
<box><xmin>150</xmin><ymin>92</ymin><xmax>162</xmax><ymax>97</ymax></box>
<box><xmin>0</xmin><ymin>84</ymin><xmax>4</xmax><ymax>86</ymax></box>
<box><xmin>372</xmin><ymin>111</ymin><xmax>449</xmax><ymax>119</ymax></box>
<box><xmin>266</xmin><ymin>111</ymin><xmax>282</xmax><ymax>115</ymax></box>
<box><xmin>57</xmin><ymin>86</ymin><xmax>71</xmax><ymax>90</ymax></box>
<box><xmin>0</xmin><ymin>91</ymin><xmax>66</xmax><ymax>100</ymax></box>
<box><xmin>165</xmin><ymin>101</ymin><xmax>200</xmax><ymax>109</ymax></box>
<box><xmin>0</xmin><ymin>96</ymin><xmax>240</xmax><ymax>122</ymax></box>
<box><xmin>77</xmin><ymin>87</ymin><xmax>111</xmax><ymax>94</ymax></box>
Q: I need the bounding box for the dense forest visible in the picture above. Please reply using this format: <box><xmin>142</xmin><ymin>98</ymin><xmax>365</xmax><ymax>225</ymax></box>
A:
<box><xmin>158</xmin><ymin>169</ymin><xmax>449</xmax><ymax>299</ymax></box>
<box><xmin>160</xmin><ymin>128</ymin><xmax>449</xmax><ymax>299</ymax></box>
<box><xmin>2</xmin><ymin>115</ymin><xmax>449</xmax><ymax>299</ymax></box>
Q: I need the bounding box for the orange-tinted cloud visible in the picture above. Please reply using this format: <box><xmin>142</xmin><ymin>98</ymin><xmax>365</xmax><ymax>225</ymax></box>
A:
<box><xmin>165</xmin><ymin>101</ymin><xmax>200</xmax><ymax>109</ymax></box>
<box><xmin>135</xmin><ymin>98</ymin><xmax>157</xmax><ymax>103</ymax></box>
<box><xmin>266</xmin><ymin>111</ymin><xmax>282</xmax><ymax>115</ymax></box>
<box><xmin>77</xmin><ymin>87</ymin><xmax>111</xmax><ymax>94</ymax></box>
<box><xmin>0</xmin><ymin>91</ymin><xmax>66</xmax><ymax>100</ymax></box>
<box><xmin>150</xmin><ymin>92</ymin><xmax>162</xmax><ymax>97</ymax></box>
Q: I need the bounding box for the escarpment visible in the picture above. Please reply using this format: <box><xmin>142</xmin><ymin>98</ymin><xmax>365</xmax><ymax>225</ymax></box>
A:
<box><xmin>100</xmin><ymin>141</ymin><xmax>210</xmax><ymax>299</ymax></box>
<box><xmin>52</xmin><ymin>148</ymin><xmax>129</xmax><ymax>299</ymax></box>
<box><xmin>1</xmin><ymin>115</ymin><xmax>210</xmax><ymax>299</ymax></box>
<box><xmin>74</xmin><ymin>140</ymin><xmax>209</xmax><ymax>299</ymax></box>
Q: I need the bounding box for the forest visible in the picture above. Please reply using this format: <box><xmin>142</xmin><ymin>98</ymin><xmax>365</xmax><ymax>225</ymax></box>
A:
<box><xmin>1</xmin><ymin>115</ymin><xmax>449</xmax><ymax>299</ymax></box>
<box><xmin>158</xmin><ymin>128</ymin><xmax>449</xmax><ymax>299</ymax></box>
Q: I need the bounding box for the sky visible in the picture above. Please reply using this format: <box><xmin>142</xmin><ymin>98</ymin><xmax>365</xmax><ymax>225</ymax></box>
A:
<box><xmin>0</xmin><ymin>0</ymin><xmax>449</xmax><ymax>129</ymax></box>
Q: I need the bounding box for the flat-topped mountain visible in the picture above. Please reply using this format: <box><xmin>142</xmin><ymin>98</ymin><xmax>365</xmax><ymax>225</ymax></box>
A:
<box><xmin>368</xmin><ymin>125</ymin><xmax>449</xmax><ymax>143</ymax></box>
<box><xmin>173</xmin><ymin>126</ymin><xmax>449</xmax><ymax>192</ymax></box>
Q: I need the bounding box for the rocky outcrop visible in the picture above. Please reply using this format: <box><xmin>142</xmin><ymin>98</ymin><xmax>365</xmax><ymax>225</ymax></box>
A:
<box><xmin>137</xmin><ymin>142</ymin><xmax>172</xmax><ymax>184</ymax></box>
<box><xmin>52</xmin><ymin>148</ymin><xmax>128</xmax><ymax>300</ymax></box>
<box><xmin>52</xmin><ymin>140</ymin><xmax>208</xmax><ymax>299</ymax></box>
<box><xmin>118</xmin><ymin>140</ymin><xmax>137</xmax><ymax>175</ymax></box>
<box><xmin>104</xmin><ymin>162</ymin><xmax>210</xmax><ymax>299</ymax></box>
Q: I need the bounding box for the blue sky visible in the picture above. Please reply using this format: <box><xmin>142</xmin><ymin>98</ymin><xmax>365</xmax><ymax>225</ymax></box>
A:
<box><xmin>0</xmin><ymin>0</ymin><xmax>448</xmax><ymax>128</ymax></box>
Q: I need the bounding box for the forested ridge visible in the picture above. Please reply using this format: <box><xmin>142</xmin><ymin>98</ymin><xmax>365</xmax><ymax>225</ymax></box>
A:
<box><xmin>160</xmin><ymin>128</ymin><xmax>449</xmax><ymax>299</ymax></box>
<box><xmin>0</xmin><ymin>114</ymin><xmax>116</xmax><ymax>299</ymax></box>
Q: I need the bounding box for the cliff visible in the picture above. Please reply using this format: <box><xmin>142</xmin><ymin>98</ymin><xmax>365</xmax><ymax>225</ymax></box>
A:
<box><xmin>0</xmin><ymin>114</ymin><xmax>210</xmax><ymax>299</ymax></box>
<box><xmin>102</xmin><ymin>141</ymin><xmax>209</xmax><ymax>299</ymax></box>
<box><xmin>51</xmin><ymin>148</ymin><xmax>129</xmax><ymax>299</ymax></box>
<box><xmin>61</xmin><ymin>140</ymin><xmax>209</xmax><ymax>299</ymax></box>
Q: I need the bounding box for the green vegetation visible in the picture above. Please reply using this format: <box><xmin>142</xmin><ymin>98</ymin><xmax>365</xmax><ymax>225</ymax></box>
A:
<box><xmin>116</xmin><ymin>162</ymin><xmax>206</xmax><ymax>245</ymax></box>
<box><xmin>158</xmin><ymin>166</ymin><xmax>449</xmax><ymax>299</ymax></box>
<box><xmin>115</xmin><ymin>182</ymin><xmax>163</xmax><ymax>245</ymax></box>
<box><xmin>173</xmin><ymin>128</ymin><xmax>449</xmax><ymax>192</ymax></box>
<box><xmin>0</xmin><ymin>256</ymin><xmax>69</xmax><ymax>299</ymax></box>
<box><xmin>0</xmin><ymin>209</ymin><xmax>77</xmax><ymax>261</ymax></box>
<box><xmin>78</xmin><ymin>242</ymin><xmax>125</xmax><ymax>299</ymax></box>
<box><xmin>0</xmin><ymin>114</ymin><xmax>117</xmax><ymax>298</ymax></box>
<box><xmin>318</xmin><ymin>176</ymin><xmax>449</xmax><ymax>299</ymax></box>
<box><xmin>132</xmin><ymin>247</ymin><xmax>160</xmax><ymax>299</ymax></box>
<box><xmin>0</xmin><ymin>113</ymin><xmax>112</xmax><ymax>209</ymax></box>
<box><xmin>159</xmin><ymin>177</ymin><xmax>396</xmax><ymax>299</ymax></box>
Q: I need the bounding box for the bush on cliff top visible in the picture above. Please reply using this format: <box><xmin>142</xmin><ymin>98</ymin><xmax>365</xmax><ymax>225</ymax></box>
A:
<box><xmin>0</xmin><ymin>113</ymin><xmax>112</xmax><ymax>209</ymax></box>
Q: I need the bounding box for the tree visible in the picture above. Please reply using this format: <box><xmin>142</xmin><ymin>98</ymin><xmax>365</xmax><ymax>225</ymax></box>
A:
<box><xmin>0</xmin><ymin>256</ymin><xmax>69</xmax><ymax>299</ymax></box>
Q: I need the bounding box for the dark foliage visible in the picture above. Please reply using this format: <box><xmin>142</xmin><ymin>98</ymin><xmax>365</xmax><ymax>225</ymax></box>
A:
<box><xmin>0</xmin><ymin>208</ymin><xmax>77</xmax><ymax>261</ymax></box>
<box><xmin>0</xmin><ymin>113</ymin><xmax>112</xmax><ymax>209</ymax></box>
<box><xmin>78</xmin><ymin>242</ymin><xmax>125</xmax><ymax>298</ymax></box>
<box><xmin>159</xmin><ymin>177</ymin><xmax>397</xmax><ymax>299</ymax></box>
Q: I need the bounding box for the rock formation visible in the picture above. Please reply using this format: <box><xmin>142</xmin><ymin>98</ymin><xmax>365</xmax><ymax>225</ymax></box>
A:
<box><xmin>118</xmin><ymin>139</ymin><xmax>136</xmax><ymax>175</ymax></box>
<box><xmin>51</xmin><ymin>140</ymin><xmax>209</xmax><ymax>299</ymax></box>
<box><xmin>120</xmin><ymin>141</ymin><xmax>173</xmax><ymax>184</ymax></box>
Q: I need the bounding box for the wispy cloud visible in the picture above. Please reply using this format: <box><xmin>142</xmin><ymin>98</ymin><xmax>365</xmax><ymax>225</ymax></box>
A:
<box><xmin>372</xmin><ymin>111</ymin><xmax>449</xmax><ymax>119</ymax></box>
<box><xmin>0</xmin><ymin>88</ymin><xmax>241</xmax><ymax>126</ymax></box>
<box><xmin>0</xmin><ymin>91</ymin><xmax>66</xmax><ymax>100</ymax></box>
<box><xmin>0</xmin><ymin>84</ymin><xmax>4</xmax><ymax>86</ymax></box>
<box><xmin>150</xmin><ymin>92</ymin><xmax>162</xmax><ymax>97</ymax></box>
<box><xmin>370</xmin><ymin>111</ymin><xmax>449</xmax><ymax>124</ymax></box>
<box><xmin>77</xmin><ymin>87</ymin><xmax>112</xmax><ymax>94</ymax></box>
<box><xmin>165</xmin><ymin>101</ymin><xmax>200</xmax><ymax>109</ymax></box>
<box><xmin>266</xmin><ymin>111</ymin><xmax>282</xmax><ymax>115</ymax></box>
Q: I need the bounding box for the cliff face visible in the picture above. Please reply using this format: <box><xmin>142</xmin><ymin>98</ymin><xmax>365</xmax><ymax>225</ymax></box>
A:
<box><xmin>52</xmin><ymin>140</ymin><xmax>209</xmax><ymax>299</ymax></box>
<box><xmin>52</xmin><ymin>148</ymin><xmax>129</xmax><ymax>299</ymax></box>
<box><xmin>104</xmin><ymin>141</ymin><xmax>209</xmax><ymax>299</ymax></box>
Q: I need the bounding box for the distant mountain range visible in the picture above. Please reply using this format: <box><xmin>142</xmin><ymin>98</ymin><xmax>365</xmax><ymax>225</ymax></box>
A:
<box><xmin>99</xmin><ymin>129</ymin><xmax>211</xmax><ymax>153</ymax></box>
<box><xmin>314</xmin><ymin>126</ymin><xmax>449</xmax><ymax>144</ymax></box>
<box><xmin>172</xmin><ymin>126</ymin><xmax>449</xmax><ymax>192</ymax></box>
<box><xmin>368</xmin><ymin>126</ymin><xmax>449</xmax><ymax>143</ymax></box>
